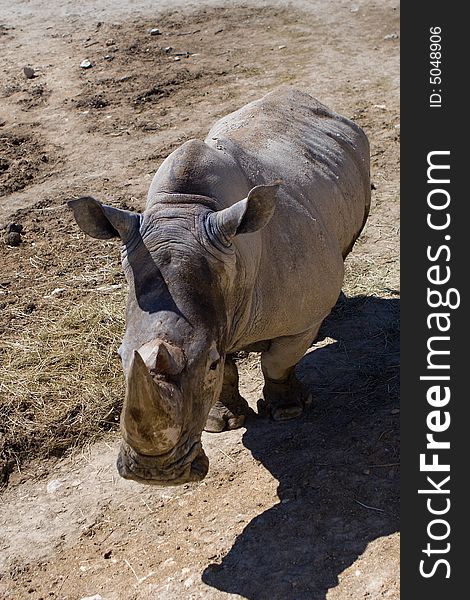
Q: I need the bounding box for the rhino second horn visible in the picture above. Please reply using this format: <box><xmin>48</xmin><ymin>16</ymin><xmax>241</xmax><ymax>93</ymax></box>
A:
<box><xmin>121</xmin><ymin>351</ymin><xmax>183</xmax><ymax>455</ymax></box>
<box><xmin>138</xmin><ymin>339</ymin><xmax>186</xmax><ymax>376</ymax></box>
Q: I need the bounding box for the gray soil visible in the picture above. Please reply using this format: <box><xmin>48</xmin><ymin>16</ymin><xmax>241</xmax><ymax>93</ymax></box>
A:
<box><xmin>0</xmin><ymin>1</ymin><xmax>399</xmax><ymax>598</ymax></box>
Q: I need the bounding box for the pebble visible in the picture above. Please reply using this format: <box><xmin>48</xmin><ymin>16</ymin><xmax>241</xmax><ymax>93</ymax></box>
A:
<box><xmin>46</xmin><ymin>479</ymin><xmax>63</xmax><ymax>494</ymax></box>
<box><xmin>174</xmin><ymin>56</ymin><xmax>181</xmax><ymax>61</ymax></box>
<box><xmin>149</xmin><ymin>28</ymin><xmax>161</xmax><ymax>36</ymax></box>
<box><xmin>391</xmin><ymin>408</ymin><xmax>400</xmax><ymax>415</ymax></box>
<box><xmin>80</xmin><ymin>596</ymin><xmax>103</xmax><ymax>600</ymax></box>
<box><xmin>80</xmin><ymin>59</ymin><xmax>92</xmax><ymax>69</ymax></box>
<box><xmin>4</xmin><ymin>231</ymin><xmax>21</xmax><ymax>246</ymax></box>
<box><xmin>163</xmin><ymin>46</ymin><xmax>173</xmax><ymax>53</ymax></box>
<box><xmin>384</xmin><ymin>33</ymin><xmax>399</xmax><ymax>40</ymax></box>
<box><xmin>6</xmin><ymin>222</ymin><xmax>23</xmax><ymax>234</ymax></box>
<box><xmin>278</xmin><ymin>45</ymin><xmax>286</xmax><ymax>50</ymax></box>
<box><xmin>23</xmin><ymin>66</ymin><xmax>35</xmax><ymax>79</ymax></box>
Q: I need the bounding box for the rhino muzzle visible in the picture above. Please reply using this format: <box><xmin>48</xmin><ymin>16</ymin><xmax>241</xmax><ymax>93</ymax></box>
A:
<box><xmin>117</xmin><ymin>437</ymin><xmax>209</xmax><ymax>485</ymax></box>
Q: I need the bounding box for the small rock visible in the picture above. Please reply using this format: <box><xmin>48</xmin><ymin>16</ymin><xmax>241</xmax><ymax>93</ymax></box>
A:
<box><xmin>105</xmin><ymin>38</ymin><xmax>115</xmax><ymax>46</ymax></box>
<box><xmin>24</xmin><ymin>302</ymin><xmax>36</xmax><ymax>314</ymax></box>
<box><xmin>80</xmin><ymin>596</ymin><xmax>103</xmax><ymax>600</ymax></box>
<box><xmin>80</xmin><ymin>59</ymin><xmax>92</xmax><ymax>69</ymax></box>
<box><xmin>163</xmin><ymin>46</ymin><xmax>173</xmax><ymax>53</ymax></box>
<box><xmin>374</xmin><ymin>104</ymin><xmax>387</xmax><ymax>110</ymax></box>
<box><xmin>350</xmin><ymin>6</ymin><xmax>359</xmax><ymax>12</ymax></box>
<box><xmin>391</xmin><ymin>408</ymin><xmax>400</xmax><ymax>415</ymax></box>
<box><xmin>384</xmin><ymin>33</ymin><xmax>399</xmax><ymax>40</ymax></box>
<box><xmin>46</xmin><ymin>479</ymin><xmax>63</xmax><ymax>494</ymax></box>
<box><xmin>23</xmin><ymin>66</ymin><xmax>35</xmax><ymax>79</ymax></box>
<box><xmin>6</xmin><ymin>223</ymin><xmax>23</xmax><ymax>234</ymax></box>
<box><xmin>149</xmin><ymin>28</ymin><xmax>161</xmax><ymax>36</ymax></box>
<box><xmin>4</xmin><ymin>231</ymin><xmax>21</xmax><ymax>246</ymax></box>
<box><xmin>278</xmin><ymin>45</ymin><xmax>286</xmax><ymax>50</ymax></box>
<box><xmin>174</xmin><ymin>56</ymin><xmax>181</xmax><ymax>61</ymax></box>
<box><xmin>371</xmin><ymin>182</ymin><xmax>377</xmax><ymax>190</ymax></box>
<box><xmin>363</xmin><ymin>469</ymin><xmax>370</xmax><ymax>475</ymax></box>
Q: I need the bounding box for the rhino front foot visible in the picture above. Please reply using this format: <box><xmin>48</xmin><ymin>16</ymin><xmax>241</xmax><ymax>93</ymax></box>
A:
<box><xmin>205</xmin><ymin>397</ymin><xmax>252</xmax><ymax>433</ymax></box>
<box><xmin>258</xmin><ymin>374</ymin><xmax>313</xmax><ymax>422</ymax></box>
<box><xmin>204</xmin><ymin>355</ymin><xmax>253</xmax><ymax>433</ymax></box>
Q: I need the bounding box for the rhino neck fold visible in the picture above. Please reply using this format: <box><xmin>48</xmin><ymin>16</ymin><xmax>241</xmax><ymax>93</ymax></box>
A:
<box><xmin>147</xmin><ymin>191</ymin><xmax>221</xmax><ymax>211</ymax></box>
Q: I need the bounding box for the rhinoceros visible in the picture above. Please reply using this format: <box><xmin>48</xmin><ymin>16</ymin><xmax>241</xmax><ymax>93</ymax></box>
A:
<box><xmin>68</xmin><ymin>88</ymin><xmax>370</xmax><ymax>486</ymax></box>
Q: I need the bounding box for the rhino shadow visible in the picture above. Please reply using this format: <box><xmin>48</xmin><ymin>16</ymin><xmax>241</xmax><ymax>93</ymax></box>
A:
<box><xmin>202</xmin><ymin>294</ymin><xmax>399</xmax><ymax>599</ymax></box>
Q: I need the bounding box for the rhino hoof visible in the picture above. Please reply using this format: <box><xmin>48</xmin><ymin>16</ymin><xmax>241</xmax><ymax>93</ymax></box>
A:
<box><xmin>259</xmin><ymin>379</ymin><xmax>313</xmax><ymax>421</ymax></box>
<box><xmin>257</xmin><ymin>398</ymin><xmax>304</xmax><ymax>421</ymax></box>
<box><xmin>204</xmin><ymin>398</ymin><xmax>251</xmax><ymax>433</ymax></box>
<box><xmin>272</xmin><ymin>403</ymin><xmax>304</xmax><ymax>421</ymax></box>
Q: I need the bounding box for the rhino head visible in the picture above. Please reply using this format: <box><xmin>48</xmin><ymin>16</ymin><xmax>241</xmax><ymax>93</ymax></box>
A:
<box><xmin>68</xmin><ymin>183</ymin><xmax>279</xmax><ymax>485</ymax></box>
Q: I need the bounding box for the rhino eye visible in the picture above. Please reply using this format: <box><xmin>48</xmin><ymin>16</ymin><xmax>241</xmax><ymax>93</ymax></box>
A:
<box><xmin>209</xmin><ymin>359</ymin><xmax>220</xmax><ymax>371</ymax></box>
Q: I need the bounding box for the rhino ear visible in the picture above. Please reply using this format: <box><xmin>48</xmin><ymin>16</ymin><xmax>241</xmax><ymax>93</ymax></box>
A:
<box><xmin>209</xmin><ymin>181</ymin><xmax>281</xmax><ymax>246</ymax></box>
<box><xmin>67</xmin><ymin>196</ymin><xmax>140</xmax><ymax>242</ymax></box>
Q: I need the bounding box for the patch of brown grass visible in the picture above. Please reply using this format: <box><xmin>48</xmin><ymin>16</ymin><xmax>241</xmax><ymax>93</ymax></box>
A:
<box><xmin>0</xmin><ymin>292</ymin><xmax>125</xmax><ymax>484</ymax></box>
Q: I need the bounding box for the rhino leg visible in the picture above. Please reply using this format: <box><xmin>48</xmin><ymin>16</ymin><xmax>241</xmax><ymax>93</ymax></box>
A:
<box><xmin>204</xmin><ymin>355</ymin><xmax>252</xmax><ymax>433</ymax></box>
<box><xmin>258</xmin><ymin>325</ymin><xmax>321</xmax><ymax>421</ymax></box>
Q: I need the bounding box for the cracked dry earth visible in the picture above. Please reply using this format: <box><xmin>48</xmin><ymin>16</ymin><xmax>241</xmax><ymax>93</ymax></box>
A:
<box><xmin>0</xmin><ymin>0</ymin><xmax>399</xmax><ymax>598</ymax></box>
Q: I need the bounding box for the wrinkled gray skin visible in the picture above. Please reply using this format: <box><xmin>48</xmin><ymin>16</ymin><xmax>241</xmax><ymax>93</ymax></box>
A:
<box><xmin>68</xmin><ymin>88</ymin><xmax>370</xmax><ymax>486</ymax></box>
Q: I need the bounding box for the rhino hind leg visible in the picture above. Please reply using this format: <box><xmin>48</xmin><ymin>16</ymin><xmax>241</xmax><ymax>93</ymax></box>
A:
<box><xmin>258</xmin><ymin>325</ymin><xmax>321</xmax><ymax>421</ymax></box>
<box><xmin>204</xmin><ymin>355</ymin><xmax>252</xmax><ymax>433</ymax></box>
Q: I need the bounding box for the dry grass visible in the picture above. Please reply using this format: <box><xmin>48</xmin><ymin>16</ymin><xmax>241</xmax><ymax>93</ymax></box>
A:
<box><xmin>0</xmin><ymin>290</ymin><xmax>126</xmax><ymax>482</ymax></box>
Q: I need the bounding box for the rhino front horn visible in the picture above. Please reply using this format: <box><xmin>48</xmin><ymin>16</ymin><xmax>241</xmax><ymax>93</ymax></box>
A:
<box><xmin>138</xmin><ymin>339</ymin><xmax>186</xmax><ymax>376</ymax></box>
<box><xmin>121</xmin><ymin>351</ymin><xmax>183</xmax><ymax>455</ymax></box>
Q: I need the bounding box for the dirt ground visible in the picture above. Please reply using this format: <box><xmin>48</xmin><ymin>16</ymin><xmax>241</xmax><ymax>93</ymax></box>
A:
<box><xmin>0</xmin><ymin>0</ymin><xmax>399</xmax><ymax>598</ymax></box>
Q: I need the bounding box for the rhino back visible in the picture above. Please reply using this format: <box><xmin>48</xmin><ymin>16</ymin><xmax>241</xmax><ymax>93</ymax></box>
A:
<box><xmin>206</xmin><ymin>88</ymin><xmax>371</xmax><ymax>346</ymax></box>
<box><xmin>207</xmin><ymin>87</ymin><xmax>370</xmax><ymax>259</ymax></box>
